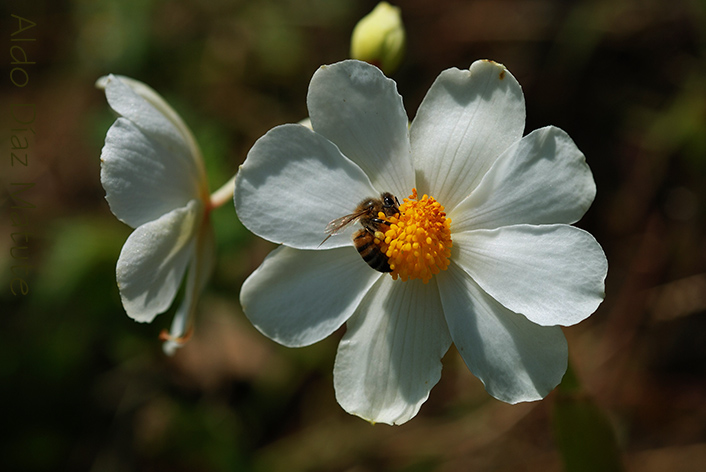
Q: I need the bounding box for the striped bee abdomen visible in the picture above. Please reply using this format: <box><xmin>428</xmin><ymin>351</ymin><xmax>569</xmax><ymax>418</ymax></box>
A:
<box><xmin>353</xmin><ymin>229</ymin><xmax>392</xmax><ymax>273</ymax></box>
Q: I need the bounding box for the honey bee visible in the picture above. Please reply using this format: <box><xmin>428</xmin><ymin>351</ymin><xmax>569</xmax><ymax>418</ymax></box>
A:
<box><xmin>321</xmin><ymin>192</ymin><xmax>400</xmax><ymax>272</ymax></box>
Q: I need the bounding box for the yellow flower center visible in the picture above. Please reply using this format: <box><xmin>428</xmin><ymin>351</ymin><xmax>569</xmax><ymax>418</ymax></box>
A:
<box><xmin>378</xmin><ymin>188</ymin><xmax>452</xmax><ymax>283</ymax></box>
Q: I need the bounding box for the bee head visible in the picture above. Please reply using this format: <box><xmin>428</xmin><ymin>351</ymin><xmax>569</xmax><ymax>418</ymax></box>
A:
<box><xmin>381</xmin><ymin>192</ymin><xmax>400</xmax><ymax>214</ymax></box>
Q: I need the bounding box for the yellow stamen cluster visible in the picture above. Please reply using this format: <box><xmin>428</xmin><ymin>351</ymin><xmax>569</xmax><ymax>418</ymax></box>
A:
<box><xmin>379</xmin><ymin>189</ymin><xmax>452</xmax><ymax>283</ymax></box>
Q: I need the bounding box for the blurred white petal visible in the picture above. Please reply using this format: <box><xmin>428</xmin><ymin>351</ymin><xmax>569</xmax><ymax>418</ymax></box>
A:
<box><xmin>162</xmin><ymin>222</ymin><xmax>216</xmax><ymax>355</ymax></box>
<box><xmin>116</xmin><ymin>200</ymin><xmax>201</xmax><ymax>323</ymax></box>
<box><xmin>98</xmin><ymin>74</ymin><xmax>205</xmax><ymax>184</ymax></box>
<box><xmin>101</xmin><ymin>118</ymin><xmax>201</xmax><ymax>228</ymax></box>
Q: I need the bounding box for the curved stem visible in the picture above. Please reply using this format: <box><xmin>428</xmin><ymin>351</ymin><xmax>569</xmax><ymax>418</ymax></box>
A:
<box><xmin>209</xmin><ymin>174</ymin><xmax>237</xmax><ymax>210</ymax></box>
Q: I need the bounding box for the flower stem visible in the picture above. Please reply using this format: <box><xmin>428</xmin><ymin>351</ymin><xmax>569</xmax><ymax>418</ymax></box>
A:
<box><xmin>209</xmin><ymin>174</ymin><xmax>236</xmax><ymax>209</ymax></box>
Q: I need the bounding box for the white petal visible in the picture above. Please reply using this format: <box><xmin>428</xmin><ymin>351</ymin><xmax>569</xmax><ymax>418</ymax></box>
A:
<box><xmin>116</xmin><ymin>200</ymin><xmax>201</xmax><ymax>322</ymax></box>
<box><xmin>235</xmin><ymin>124</ymin><xmax>378</xmax><ymax>249</ymax></box>
<box><xmin>96</xmin><ymin>74</ymin><xmax>201</xmax><ymax>170</ymax></box>
<box><xmin>101</xmin><ymin>118</ymin><xmax>201</xmax><ymax>228</ymax></box>
<box><xmin>99</xmin><ymin>75</ymin><xmax>206</xmax><ymax>185</ymax></box>
<box><xmin>163</xmin><ymin>224</ymin><xmax>216</xmax><ymax>355</ymax></box>
<box><xmin>410</xmin><ymin>60</ymin><xmax>526</xmax><ymax>211</ymax></box>
<box><xmin>437</xmin><ymin>264</ymin><xmax>568</xmax><ymax>403</ymax></box>
<box><xmin>240</xmin><ymin>245</ymin><xmax>381</xmax><ymax>347</ymax></box>
<box><xmin>450</xmin><ymin>126</ymin><xmax>596</xmax><ymax>231</ymax></box>
<box><xmin>333</xmin><ymin>277</ymin><xmax>452</xmax><ymax>425</ymax></box>
<box><xmin>308</xmin><ymin>60</ymin><xmax>415</xmax><ymax>198</ymax></box>
<box><xmin>453</xmin><ymin>225</ymin><xmax>607</xmax><ymax>327</ymax></box>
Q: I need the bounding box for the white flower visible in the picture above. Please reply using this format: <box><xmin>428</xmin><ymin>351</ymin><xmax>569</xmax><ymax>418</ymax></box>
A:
<box><xmin>234</xmin><ymin>60</ymin><xmax>607</xmax><ymax>425</ymax></box>
<box><xmin>97</xmin><ymin>75</ymin><xmax>216</xmax><ymax>355</ymax></box>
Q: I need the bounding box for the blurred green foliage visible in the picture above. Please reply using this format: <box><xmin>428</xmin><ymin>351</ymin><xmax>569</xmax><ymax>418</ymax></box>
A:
<box><xmin>552</xmin><ymin>365</ymin><xmax>624</xmax><ymax>472</ymax></box>
<box><xmin>2</xmin><ymin>0</ymin><xmax>706</xmax><ymax>471</ymax></box>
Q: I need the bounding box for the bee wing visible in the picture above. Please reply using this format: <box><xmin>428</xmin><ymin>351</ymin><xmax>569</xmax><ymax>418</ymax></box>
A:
<box><xmin>319</xmin><ymin>211</ymin><xmax>365</xmax><ymax>247</ymax></box>
<box><xmin>325</xmin><ymin>212</ymin><xmax>366</xmax><ymax>235</ymax></box>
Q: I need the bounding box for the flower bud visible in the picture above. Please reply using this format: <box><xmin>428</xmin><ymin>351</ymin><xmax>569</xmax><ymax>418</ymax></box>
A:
<box><xmin>350</xmin><ymin>2</ymin><xmax>405</xmax><ymax>75</ymax></box>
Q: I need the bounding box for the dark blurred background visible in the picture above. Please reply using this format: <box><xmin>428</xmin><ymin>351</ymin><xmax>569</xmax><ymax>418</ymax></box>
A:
<box><xmin>1</xmin><ymin>0</ymin><xmax>705</xmax><ymax>470</ymax></box>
